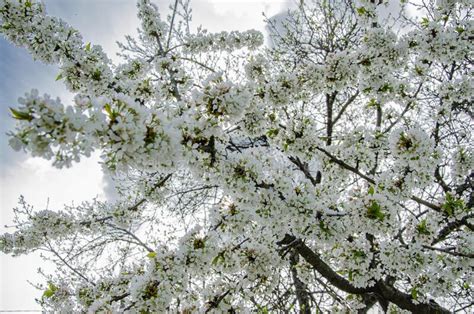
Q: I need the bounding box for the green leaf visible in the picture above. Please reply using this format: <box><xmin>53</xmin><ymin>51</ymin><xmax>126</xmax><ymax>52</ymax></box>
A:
<box><xmin>85</xmin><ymin>42</ymin><xmax>91</xmax><ymax>51</ymax></box>
<box><xmin>368</xmin><ymin>186</ymin><xmax>375</xmax><ymax>195</ymax></box>
<box><xmin>104</xmin><ymin>103</ymin><xmax>113</xmax><ymax>116</ymax></box>
<box><xmin>354</xmin><ymin>250</ymin><xmax>365</xmax><ymax>258</ymax></box>
<box><xmin>360</xmin><ymin>58</ymin><xmax>371</xmax><ymax>66</ymax></box>
<box><xmin>414</xmin><ymin>253</ymin><xmax>424</xmax><ymax>265</ymax></box>
<box><xmin>266</xmin><ymin>128</ymin><xmax>279</xmax><ymax>138</ymax></box>
<box><xmin>366</xmin><ymin>200</ymin><xmax>385</xmax><ymax>221</ymax></box>
<box><xmin>408</xmin><ymin>40</ymin><xmax>418</xmax><ymax>48</ymax></box>
<box><xmin>367</xmin><ymin>99</ymin><xmax>378</xmax><ymax>108</ymax></box>
<box><xmin>416</xmin><ymin>219</ymin><xmax>430</xmax><ymax>235</ymax></box>
<box><xmin>55</xmin><ymin>73</ymin><xmax>63</xmax><ymax>81</ymax></box>
<box><xmin>9</xmin><ymin>107</ymin><xmax>33</xmax><ymax>121</ymax></box>
<box><xmin>25</xmin><ymin>0</ymin><xmax>32</xmax><ymax>8</ymax></box>
<box><xmin>415</xmin><ymin>66</ymin><xmax>424</xmax><ymax>76</ymax></box>
<box><xmin>378</xmin><ymin>83</ymin><xmax>393</xmax><ymax>93</ymax></box>
<box><xmin>411</xmin><ymin>287</ymin><xmax>418</xmax><ymax>300</ymax></box>
<box><xmin>43</xmin><ymin>282</ymin><xmax>58</xmax><ymax>299</ymax></box>
<box><xmin>211</xmin><ymin>253</ymin><xmax>225</xmax><ymax>266</ymax></box>
<box><xmin>91</xmin><ymin>69</ymin><xmax>101</xmax><ymax>81</ymax></box>
<box><xmin>356</xmin><ymin>7</ymin><xmax>367</xmax><ymax>16</ymax></box>
<box><xmin>442</xmin><ymin>193</ymin><xmax>465</xmax><ymax>217</ymax></box>
<box><xmin>421</xmin><ymin>17</ymin><xmax>429</xmax><ymax>28</ymax></box>
<box><xmin>193</xmin><ymin>238</ymin><xmax>205</xmax><ymax>250</ymax></box>
<box><xmin>1</xmin><ymin>22</ymin><xmax>13</xmax><ymax>30</ymax></box>
<box><xmin>257</xmin><ymin>306</ymin><xmax>269</xmax><ymax>314</ymax></box>
<box><xmin>146</xmin><ymin>251</ymin><xmax>156</xmax><ymax>258</ymax></box>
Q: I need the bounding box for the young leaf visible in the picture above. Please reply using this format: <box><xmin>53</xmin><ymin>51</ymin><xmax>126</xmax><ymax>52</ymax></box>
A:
<box><xmin>9</xmin><ymin>108</ymin><xmax>33</xmax><ymax>121</ymax></box>
<box><xmin>366</xmin><ymin>200</ymin><xmax>385</xmax><ymax>221</ymax></box>
<box><xmin>421</xmin><ymin>17</ymin><xmax>429</xmax><ymax>28</ymax></box>
<box><xmin>416</xmin><ymin>219</ymin><xmax>430</xmax><ymax>235</ymax></box>
<box><xmin>104</xmin><ymin>103</ymin><xmax>113</xmax><ymax>116</ymax></box>
<box><xmin>211</xmin><ymin>253</ymin><xmax>225</xmax><ymax>266</ymax></box>
<box><xmin>43</xmin><ymin>289</ymin><xmax>55</xmax><ymax>298</ymax></box>
<box><xmin>368</xmin><ymin>185</ymin><xmax>375</xmax><ymax>195</ymax></box>
<box><xmin>356</xmin><ymin>7</ymin><xmax>366</xmax><ymax>16</ymax></box>
<box><xmin>43</xmin><ymin>282</ymin><xmax>58</xmax><ymax>299</ymax></box>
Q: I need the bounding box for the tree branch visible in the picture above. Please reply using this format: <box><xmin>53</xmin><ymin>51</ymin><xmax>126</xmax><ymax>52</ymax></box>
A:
<box><xmin>278</xmin><ymin>235</ymin><xmax>371</xmax><ymax>295</ymax></box>
<box><xmin>278</xmin><ymin>234</ymin><xmax>451</xmax><ymax>313</ymax></box>
<box><xmin>315</xmin><ymin>146</ymin><xmax>442</xmax><ymax>212</ymax></box>
<box><xmin>289</xmin><ymin>251</ymin><xmax>311</xmax><ymax>314</ymax></box>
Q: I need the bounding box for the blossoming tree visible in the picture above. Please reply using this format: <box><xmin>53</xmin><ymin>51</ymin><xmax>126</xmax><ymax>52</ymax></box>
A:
<box><xmin>1</xmin><ymin>0</ymin><xmax>472</xmax><ymax>312</ymax></box>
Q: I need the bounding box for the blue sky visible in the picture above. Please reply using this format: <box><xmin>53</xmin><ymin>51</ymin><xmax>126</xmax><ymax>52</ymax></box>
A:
<box><xmin>0</xmin><ymin>0</ymin><xmax>290</xmax><ymax>311</ymax></box>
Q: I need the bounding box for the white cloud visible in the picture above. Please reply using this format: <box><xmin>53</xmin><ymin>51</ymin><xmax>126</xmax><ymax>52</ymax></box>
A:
<box><xmin>192</xmin><ymin>0</ymin><xmax>288</xmax><ymax>33</ymax></box>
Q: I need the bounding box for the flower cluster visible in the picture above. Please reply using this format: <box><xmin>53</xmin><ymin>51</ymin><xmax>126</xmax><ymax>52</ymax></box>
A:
<box><xmin>184</xmin><ymin>29</ymin><xmax>263</xmax><ymax>53</ymax></box>
<box><xmin>8</xmin><ymin>90</ymin><xmax>93</xmax><ymax>167</ymax></box>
